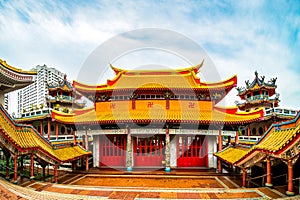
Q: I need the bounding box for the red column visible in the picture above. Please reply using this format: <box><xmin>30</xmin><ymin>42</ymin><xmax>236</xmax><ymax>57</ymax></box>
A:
<box><xmin>55</xmin><ymin>123</ymin><xmax>59</xmax><ymax>140</ymax></box>
<box><xmin>47</xmin><ymin>120</ymin><xmax>51</xmax><ymax>141</ymax></box>
<box><xmin>132</xmin><ymin>99</ymin><xmax>136</xmax><ymax>110</ymax></box>
<box><xmin>40</xmin><ymin>121</ymin><xmax>43</xmax><ymax>135</ymax></box>
<box><xmin>85</xmin><ymin>156</ymin><xmax>89</xmax><ymax>172</ymax></box>
<box><xmin>218</xmin><ymin>130</ymin><xmax>222</xmax><ymax>151</ymax></box>
<box><xmin>13</xmin><ymin>155</ymin><xmax>18</xmax><ymax>183</ymax></box>
<box><xmin>30</xmin><ymin>154</ymin><xmax>34</xmax><ymax>179</ymax></box>
<box><xmin>286</xmin><ymin>160</ymin><xmax>294</xmax><ymax>196</ymax></box>
<box><xmin>72</xmin><ymin>161</ymin><xmax>77</xmax><ymax>172</ymax></box>
<box><xmin>54</xmin><ymin>165</ymin><xmax>58</xmax><ymax>183</ymax></box>
<box><xmin>242</xmin><ymin>168</ymin><xmax>247</xmax><ymax>187</ymax></box>
<box><xmin>265</xmin><ymin>156</ymin><xmax>272</xmax><ymax>187</ymax></box>
<box><xmin>72</xmin><ymin>130</ymin><xmax>77</xmax><ymax>145</ymax></box>
<box><xmin>247</xmin><ymin>126</ymin><xmax>250</xmax><ymax>140</ymax></box>
<box><xmin>166</xmin><ymin>99</ymin><xmax>170</xmax><ymax>110</ymax></box>
<box><xmin>235</xmin><ymin>130</ymin><xmax>239</xmax><ymax>144</ymax></box>
<box><xmin>218</xmin><ymin>130</ymin><xmax>223</xmax><ymax>173</ymax></box>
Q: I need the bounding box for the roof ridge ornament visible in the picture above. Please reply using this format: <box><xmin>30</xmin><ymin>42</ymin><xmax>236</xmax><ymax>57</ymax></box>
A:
<box><xmin>110</xmin><ymin>64</ymin><xmax>126</xmax><ymax>75</ymax></box>
<box><xmin>192</xmin><ymin>59</ymin><xmax>204</xmax><ymax>74</ymax></box>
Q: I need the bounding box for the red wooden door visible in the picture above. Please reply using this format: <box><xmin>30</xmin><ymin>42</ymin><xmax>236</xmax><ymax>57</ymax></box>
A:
<box><xmin>99</xmin><ymin>135</ymin><xmax>126</xmax><ymax>166</ymax></box>
<box><xmin>133</xmin><ymin>135</ymin><xmax>165</xmax><ymax>166</ymax></box>
<box><xmin>177</xmin><ymin>135</ymin><xmax>208</xmax><ymax>167</ymax></box>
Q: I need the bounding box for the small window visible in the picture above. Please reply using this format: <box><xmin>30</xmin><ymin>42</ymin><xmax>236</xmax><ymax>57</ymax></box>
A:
<box><xmin>284</xmin><ymin>110</ymin><xmax>289</xmax><ymax>114</ymax></box>
<box><xmin>252</xmin><ymin>128</ymin><xmax>256</xmax><ymax>135</ymax></box>
<box><xmin>259</xmin><ymin>127</ymin><xmax>264</xmax><ymax>135</ymax></box>
<box><xmin>61</xmin><ymin>126</ymin><xmax>65</xmax><ymax>134</ymax></box>
<box><xmin>253</xmin><ymin>91</ymin><xmax>260</xmax><ymax>96</ymax></box>
<box><xmin>44</xmin><ymin>125</ymin><xmax>48</xmax><ymax>133</ymax></box>
<box><xmin>242</xmin><ymin>130</ymin><xmax>246</xmax><ymax>135</ymax></box>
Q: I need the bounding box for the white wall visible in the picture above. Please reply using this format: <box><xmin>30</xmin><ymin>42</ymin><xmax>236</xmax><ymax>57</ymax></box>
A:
<box><xmin>170</xmin><ymin>135</ymin><xmax>177</xmax><ymax>167</ymax></box>
<box><xmin>93</xmin><ymin>135</ymin><xmax>99</xmax><ymax>167</ymax></box>
<box><xmin>207</xmin><ymin>135</ymin><xmax>218</xmax><ymax>168</ymax></box>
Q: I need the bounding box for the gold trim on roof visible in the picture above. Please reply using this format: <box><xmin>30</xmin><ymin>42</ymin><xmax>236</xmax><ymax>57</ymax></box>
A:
<box><xmin>0</xmin><ymin>106</ymin><xmax>90</xmax><ymax>163</ymax></box>
<box><xmin>0</xmin><ymin>58</ymin><xmax>37</xmax><ymax>75</ymax></box>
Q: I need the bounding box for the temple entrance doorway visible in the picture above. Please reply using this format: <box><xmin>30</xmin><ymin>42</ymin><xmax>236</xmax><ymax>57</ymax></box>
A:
<box><xmin>177</xmin><ymin>135</ymin><xmax>208</xmax><ymax>167</ymax></box>
<box><xmin>133</xmin><ymin>135</ymin><xmax>165</xmax><ymax>167</ymax></box>
<box><xmin>99</xmin><ymin>135</ymin><xmax>126</xmax><ymax>167</ymax></box>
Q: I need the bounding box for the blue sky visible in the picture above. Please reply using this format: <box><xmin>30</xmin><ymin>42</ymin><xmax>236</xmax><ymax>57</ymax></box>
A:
<box><xmin>0</xmin><ymin>0</ymin><xmax>299</xmax><ymax>110</ymax></box>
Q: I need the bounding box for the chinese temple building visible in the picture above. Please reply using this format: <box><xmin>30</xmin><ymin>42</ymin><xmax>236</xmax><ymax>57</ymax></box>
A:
<box><xmin>47</xmin><ymin>74</ymin><xmax>85</xmax><ymax>112</ymax></box>
<box><xmin>0</xmin><ymin>59</ymin><xmax>36</xmax><ymax>104</ymax></box>
<box><xmin>235</xmin><ymin>71</ymin><xmax>297</xmax><ymax>145</ymax></box>
<box><xmin>52</xmin><ymin>63</ymin><xmax>264</xmax><ymax>172</ymax></box>
<box><xmin>0</xmin><ymin>58</ymin><xmax>90</xmax><ymax>184</ymax></box>
<box><xmin>215</xmin><ymin>112</ymin><xmax>300</xmax><ymax>195</ymax></box>
<box><xmin>236</xmin><ymin>71</ymin><xmax>279</xmax><ymax>112</ymax></box>
<box><xmin>15</xmin><ymin>75</ymin><xmax>85</xmax><ymax>145</ymax></box>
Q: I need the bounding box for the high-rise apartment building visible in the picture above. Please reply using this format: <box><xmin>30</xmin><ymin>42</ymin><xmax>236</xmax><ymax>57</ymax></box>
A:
<box><xmin>17</xmin><ymin>65</ymin><xmax>65</xmax><ymax>118</ymax></box>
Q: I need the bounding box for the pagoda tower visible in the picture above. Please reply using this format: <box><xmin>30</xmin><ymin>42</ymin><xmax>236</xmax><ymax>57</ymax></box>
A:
<box><xmin>15</xmin><ymin>75</ymin><xmax>86</xmax><ymax>144</ymax></box>
<box><xmin>234</xmin><ymin>71</ymin><xmax>297</xmax><ymax>143</ymax></box>
<box><xmin>47</xmin><ymin>74</ymin><xmax>85</xmax><ymax>113</ymax></box>
<box><xmin>235</xmin><ymin>71</ymin><xmax>279</xmax><ymax>112</ymax></box>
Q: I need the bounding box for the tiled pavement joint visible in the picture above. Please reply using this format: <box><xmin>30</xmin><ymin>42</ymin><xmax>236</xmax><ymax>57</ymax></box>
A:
<box><xmin>224</xmin><ymin>176</ymin><xmax>240</xmax><ymax>188</ymax></box>
<box><xmin>215</xmin><ymin>177</ymin><xmax>229</xmax><ymax>189</ymax></box>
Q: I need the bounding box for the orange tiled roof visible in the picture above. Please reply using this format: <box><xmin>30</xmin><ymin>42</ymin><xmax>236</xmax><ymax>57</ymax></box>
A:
<box><xmin>253</xmin><ymin>124</ymin><xmax>300</xmax><ymax>152</ymax></box>
<box><xmin>73</xmin><ymin>62</ymin><xmax>237</xmax><ymax>92</ymax></box>
<box><xmin>214</xmin><ymin>146</ymin><xmax>250</xmax><ymax>164</ymax></box>
<box><xmin>215</xmin><ymin>113</ymin><xmax>300</xmax><ymax>166</ymax></box>
<box><xmin>0</xmin><ymin>106</ymin><xmax>90</xmax><ymax>163</ymax></box>
<box><xmin>52</xmin><ymin>100</ymin><xmax>263</xmax><ymax>125</ymax></box>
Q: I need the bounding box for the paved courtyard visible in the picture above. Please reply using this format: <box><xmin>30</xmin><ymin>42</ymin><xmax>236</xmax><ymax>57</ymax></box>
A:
<box><xmin>0</xmin><ymin>169</ymin><xmax>294</xmax><ymax>199</ymax></box>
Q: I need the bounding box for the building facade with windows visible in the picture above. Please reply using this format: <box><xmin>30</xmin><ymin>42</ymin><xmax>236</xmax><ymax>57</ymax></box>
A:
<box><xmin>235</xmin><ymin>71</ymin><xmax>298</xmax><ymax>145</ymax></box>
<box><xmin>17</xmin><ymin>65</ymin><xmax>65</xmax><ymax>118</ymax></box>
